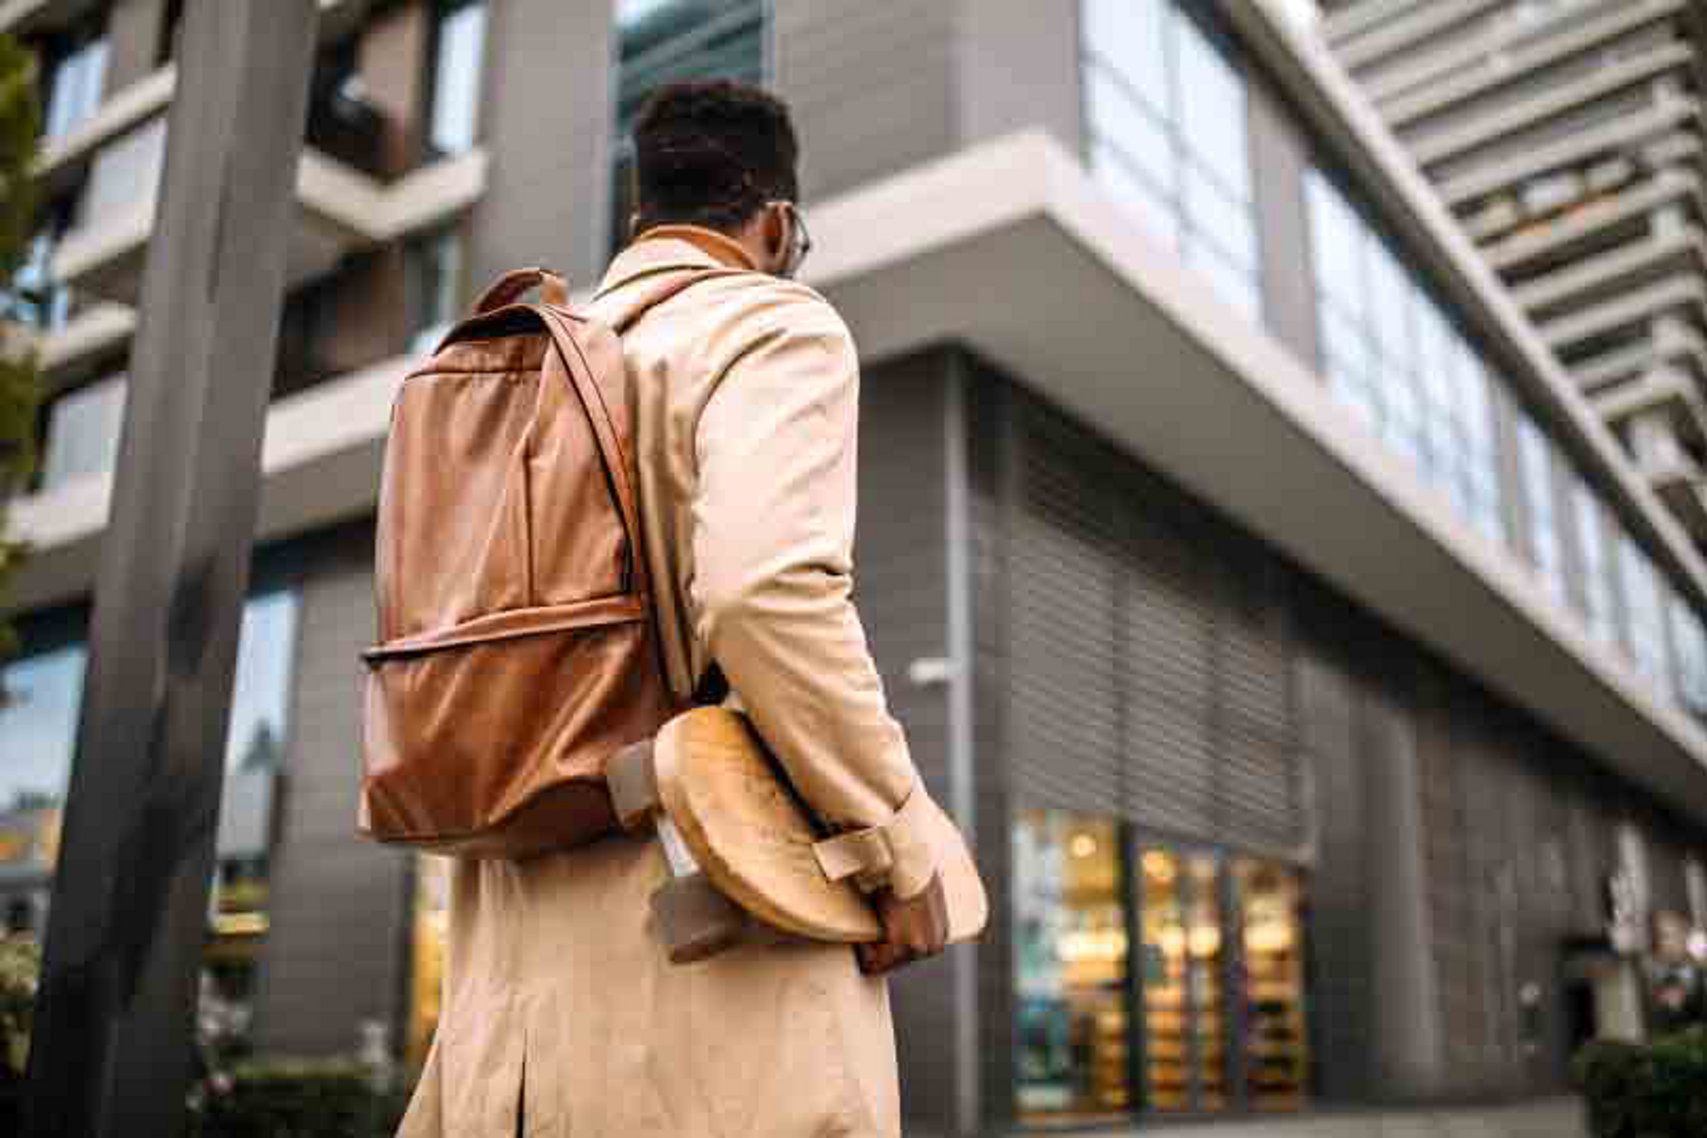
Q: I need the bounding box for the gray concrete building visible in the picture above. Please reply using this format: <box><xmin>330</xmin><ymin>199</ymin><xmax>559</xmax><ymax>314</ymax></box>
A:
<box><xmin>1321</xmin><ymin>0</ymin><xmax>1707</xmax><ymax>546</ymax></box>
<box><xmin>3</xmin><ymin>2</ymin><xmax>1707</xmax><ymax>1135</ymax></box>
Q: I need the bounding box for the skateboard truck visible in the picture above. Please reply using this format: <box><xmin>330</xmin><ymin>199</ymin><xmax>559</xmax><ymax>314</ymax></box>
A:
<box><xmin>608</xmin><ymin>736</ymin><xmax>749</xmax><ymax>963</ymax></box>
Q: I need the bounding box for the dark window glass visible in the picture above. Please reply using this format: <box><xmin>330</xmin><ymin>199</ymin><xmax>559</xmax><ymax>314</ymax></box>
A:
<box><xmin>609</xmin><ymin>0</ymin><xmax>767</xmax><ymax>254</ymax></box>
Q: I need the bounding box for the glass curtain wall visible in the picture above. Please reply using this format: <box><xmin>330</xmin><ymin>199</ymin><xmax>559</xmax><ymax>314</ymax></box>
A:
<box><xmin>1304</xmin><ymin>161</ymin><xmax>1707</xmax><ymax>715</ymax></box>
<box><xmin>1515</xmin><ymin>412</ymin><xmax>1567</xmax><ymax>602</ymax></box>
<box><xmin>1014</xmin><ymin>808</ymin><xmax>1309</xmax><ymax>1124</ymax></box>
<box><xmin>609</xmin><ymin>0</ymin><xmax>768</xmax><ymax>255</ymax></box>
<box><xmin>1569</xmin><ymin>472</ymin><xmax>1622</xmax><ymax>647</ymax></box>
<box><xmin>1304</xmin><ymin>169</ymin><xmax>1502</xmax><ymax>542</ymax></box>
<box><xmin>1081</xmin><ymin>0</ymin><xmax>1262</xmax><ymax>320</ymax></box>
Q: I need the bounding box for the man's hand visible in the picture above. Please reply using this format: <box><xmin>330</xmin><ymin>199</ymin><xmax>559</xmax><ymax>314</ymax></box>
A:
<box><xmin>856</xmin><ymin>871</ymin><xmax>948</xmax><ymax>975</ymax></box>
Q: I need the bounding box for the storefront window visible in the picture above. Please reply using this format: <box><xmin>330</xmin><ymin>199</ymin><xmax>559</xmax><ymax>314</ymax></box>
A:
<box><xmin>1015</xmin><ymin>809</ymin><xmax>1309</xmax><ymax>1121</ymax></box>
<box><xmin>1014</xmin><ymin>809</ymin><xmax>1129</xmax><ymax>1120</ymax></box>
<box><xmin>1233</xmin><ymin>858</ymin><xmax>1309</xmax><ymax>1109</ymax></box>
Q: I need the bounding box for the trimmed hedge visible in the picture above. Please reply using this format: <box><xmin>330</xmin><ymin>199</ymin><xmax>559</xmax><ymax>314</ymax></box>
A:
<box><xmin>1573</xmin><ymin>1027</ymin><xmax>1707</xmax><ymax>1138</ymax></box>
<box><xmin>187</xmin><ymin>1057</ymin><xmax>410</xmax><ymax>1138</ymax></box>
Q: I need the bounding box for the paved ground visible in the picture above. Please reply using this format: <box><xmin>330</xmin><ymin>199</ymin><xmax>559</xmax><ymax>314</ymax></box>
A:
<box><xmin>1076</xmin><ymin>1097</ymin><xmax>1586</xmax><ymax>1138</ymax></box>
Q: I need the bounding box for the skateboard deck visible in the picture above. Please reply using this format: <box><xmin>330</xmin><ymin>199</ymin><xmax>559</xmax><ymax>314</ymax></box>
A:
<box><xmin>651</xmin><ymin>707</ymin><xmax>988</xmax><ymax>944</ymax></box>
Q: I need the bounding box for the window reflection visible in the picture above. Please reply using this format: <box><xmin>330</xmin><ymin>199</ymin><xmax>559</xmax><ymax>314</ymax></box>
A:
<box><xmin>0</xmin><ymin>592</ymin><xmax>297</xmax><ymax>1035</ymax></box>
<box><xmin>1014</xmin><ymin>810</ymin><xmax>1129</xmax><ymax>1120</ymax></box>
<box><xmin>1082</xmin><ymin>0</ymin><xmax>1262</xmax><ymax>321</ymax></box>
<box><xmin>428</xmin><ymin>0</ymin><xmax>487</xmax><ymax>157</ymax></box>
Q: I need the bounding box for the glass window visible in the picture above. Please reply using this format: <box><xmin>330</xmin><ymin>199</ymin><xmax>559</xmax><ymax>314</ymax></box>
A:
<box><xmin>0</xmin><ymin>645</ymin><xmax>85</xmax><ymax>815</ymax></box>
<box><xmin>1516</xmin><ymin>413</ymin><xmax>1565</xmax><ymax>602</ymax></box>
<box><xmin>0</xmin><ymin>592</ymin><xmax>294</xmax><ymax>819</ymax></box>
<box><xmin>1014</xmin><ymin>809</ymin><xmax>1129</xmax><ymax>1121</ymax></box>
<box><xmin>1305</xmin><ymin>167</ymin><xmax>1504</xmax><ymax>539</ymax></box>
<box><xmin>1571</xmin><ymin>474</ymin><xmax>1619</xmax><ymax>646</ymax></box>
<box><xmin>83</xmin><ymin>116</ymin><xmax>167</xmax><ymax>226</ymax></box>
<box><xmin>1669</xmin><ymin>596</ymin><xmax>1707</xmax><ymax>718</ymax></box>
<box><xmin>1620</xmin><ymin>536</ymin><xmax>1670</xmax><ymax>684</ymax></box>
<box><xmin>409</xmin><ymin>227</ymin><xmax>465</xmax><ymax>355</ymax></box>
<box><xmin>42</xmin><ymin>31</ymin><xmax>109</xmax><ymax>142</ymax></box>
<box><xmin>610</xmin><ymin>0</ymin><xmax>767</xmax><ymax>254</ymax></box>
<box><xmin>1014</xmin><ymin>811</ymin><xmax>1310</xmax><ymax>1122</ymax></box>
<box><xmin>1083</xmin><ymin>0</ymin><xmax>1261</xmax><ymax>319</ymax></box>
<box><xmin>8</xmin><ymin>214</ymin><xmax>73</xmax><ymax>331</ymax></box>
<box><xmin>1233</xmin><ymin>859</ymin><xmax>1309</xmax><ymax>1110</ymax></box>
<box><xmin>40</xmin><ymin>373</ymin><xmax>127</xmax><ymax>491</ymax></box>
<box><xmin>428</xmin><ymin>0</ymin><xmax>488</xmax><ymax>157</ymax></box>
<box><xmin>0</xmin><ymin>592</ymin><xmax>297</xmax><ymax>1035</ymax></box>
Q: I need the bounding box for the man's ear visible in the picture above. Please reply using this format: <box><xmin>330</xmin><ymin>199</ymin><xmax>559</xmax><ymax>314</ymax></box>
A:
<box><xmin>762</xmin><ymin>204</ymin><xmax>788</xmax><ymax>270</ymax></box>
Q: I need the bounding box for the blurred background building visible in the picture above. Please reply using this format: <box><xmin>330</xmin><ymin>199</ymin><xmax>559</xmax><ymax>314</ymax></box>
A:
<box><xmin>0</xmin><ymin>1</ymin><xmax>1705</xmax><ymax>1135</ymax></box>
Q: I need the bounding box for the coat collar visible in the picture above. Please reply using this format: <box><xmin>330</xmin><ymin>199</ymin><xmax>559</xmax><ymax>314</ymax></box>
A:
<box><xmin>594</xmin><ymin>227</ymin><xmax>758</xmax><ymax>301</ymax></box>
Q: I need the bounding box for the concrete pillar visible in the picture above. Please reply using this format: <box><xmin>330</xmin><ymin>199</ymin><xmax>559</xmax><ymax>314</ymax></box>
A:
<box><xmin>1362</xmin><ymin>695</ymin><xmax>1445</xmax><ymax>1099</ymax></box>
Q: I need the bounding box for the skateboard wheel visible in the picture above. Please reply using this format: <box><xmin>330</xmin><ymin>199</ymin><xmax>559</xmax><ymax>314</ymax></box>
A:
<box><xmin>607</xmin><ymin>738</ymin><xmax>660</xmax><ymax>833</ymax></box>
<box><xmin>650</xmin><ymin>872</ymin><xmax>746</xmax><ymax>964</ymax></box>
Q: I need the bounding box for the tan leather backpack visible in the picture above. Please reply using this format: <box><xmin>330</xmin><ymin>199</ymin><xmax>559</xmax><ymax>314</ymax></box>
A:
<box><xmin>359</xmin><ymin>267</ymin><xmax>718</xmax><ymax>859</ymax></box>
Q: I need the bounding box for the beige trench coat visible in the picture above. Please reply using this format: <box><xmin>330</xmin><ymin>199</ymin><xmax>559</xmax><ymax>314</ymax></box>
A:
<box><xmin>395</xmin><ymin>232</ymin><xmax>939</xmax><ymax>1138</ymax></box>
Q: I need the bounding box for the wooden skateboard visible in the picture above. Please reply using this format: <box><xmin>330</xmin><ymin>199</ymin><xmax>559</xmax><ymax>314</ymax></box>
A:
<box><xmin>608</xmin><ymin>707</ymin><xmax>987</xmax><ymax>964</ymax></box>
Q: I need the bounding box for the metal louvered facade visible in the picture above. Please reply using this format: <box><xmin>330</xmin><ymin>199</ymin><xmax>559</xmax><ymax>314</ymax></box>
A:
<box><xmin>1004</xmin><ymin>384</ymin><xmax>1307</xmax><ymax>859</ymax></box>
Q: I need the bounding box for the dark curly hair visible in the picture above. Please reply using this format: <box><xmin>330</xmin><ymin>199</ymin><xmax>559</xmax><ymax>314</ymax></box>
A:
<box><xmin>631</xmin><ymin>79</ymin><xmax>799</xmax><ymax>235</ymax></box>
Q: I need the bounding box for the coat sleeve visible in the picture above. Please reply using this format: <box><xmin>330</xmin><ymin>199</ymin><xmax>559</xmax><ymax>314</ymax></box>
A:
<box><xmin>689</xmin><ymin>290</ymin><xmax>939</xmax><ymax>900</ymax></box>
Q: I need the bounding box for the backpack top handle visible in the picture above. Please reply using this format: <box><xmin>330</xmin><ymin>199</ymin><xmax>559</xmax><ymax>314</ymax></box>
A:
<box><xmin>474</xmin><ymin>266</ymin><xmax>569</xmax><ymax>314</ymax></box>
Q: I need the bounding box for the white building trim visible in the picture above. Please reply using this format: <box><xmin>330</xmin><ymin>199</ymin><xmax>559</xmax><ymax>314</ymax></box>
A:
<box><xmin>35</xmin><ymin>67</ymin><xmax>175</xmax><ymax>180</ymax></box>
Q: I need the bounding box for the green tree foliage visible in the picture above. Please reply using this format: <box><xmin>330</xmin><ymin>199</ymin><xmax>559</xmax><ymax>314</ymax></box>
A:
<box><xmin>0</xmin><ymin>33</ymin><xmax>40</xmax><ymax>662</ymax></box>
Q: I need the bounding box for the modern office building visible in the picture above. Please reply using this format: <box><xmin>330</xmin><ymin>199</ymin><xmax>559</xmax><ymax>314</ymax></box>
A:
<box><xmin>1320</xmin><ymin>0</ymin><xmax>1707</xmax><ymax>549</ymax></box>
<box><xmin>3</xmin><ymin>1</ymin><xmax>1707</xmax><ymax>1135</ymax></box>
